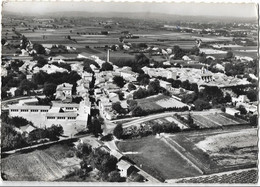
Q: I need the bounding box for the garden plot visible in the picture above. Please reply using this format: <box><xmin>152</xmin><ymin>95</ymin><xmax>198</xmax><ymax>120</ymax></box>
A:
<box><xmin>219</xmin><ymin>113</ymin><xmax>247</xmax><ymax>124</ymax></box>
<box><xmin>187</xmin><ymin>113</ymin><xmax>248</xmax><ymax>129</ymax></box>
<box><xmin>191</xmin><ymin>115</ymin><xmax>218</xmax><ymax>128</ymax></box>
<box><xmin>2</xmin><ymin>143</ymin><xmax>80</xmax><ymax>181</ymax></box>
<box><xmin>165</xmin><ymin>116</ymin><xmax>188</xmax><ymax>129</ymax></box>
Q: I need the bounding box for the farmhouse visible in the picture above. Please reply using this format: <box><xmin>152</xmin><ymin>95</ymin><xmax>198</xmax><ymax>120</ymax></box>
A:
<box><xmin>159</xmin><ymin>80</ymin><xmax>172</xmax><ymax>90</ymax></box>
<box><xmin>225</xmin><ymin>107</ymin><xmax>241</xmax><ymax>116</ymax></box>
<box><xmin>117</xmin><ymin>159</ymin><xmax>138</xmax><ymax>178</ymax></box>
<box><xmin>55</xmin><ymin>83</ymin><xmax>73</xmax><ymax>101</ymax></box>
<box><xmin>232</xmin><ymin>95</ymin><xmax>249</xmax><ymax>104</ymax></box>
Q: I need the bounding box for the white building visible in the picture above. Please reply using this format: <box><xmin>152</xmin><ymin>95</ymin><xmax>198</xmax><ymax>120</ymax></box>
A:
<box><xmin>159</xmin><ymin>80</ymin><xmax>172</xmax><ymax>90</ymax></box>
<box><xmin>55</xmin><ymin>83</ymin><xmax>73</xmax><ymax>101</ymax></box>
<box><xmin>117</xmin><ymin>160</ymin><xmax>137</xmax><ymax>178</ymax></box>
<box><xmin>9</xmin><ymin>97</ymin><xmax>91</xmax><ymax>136</ymax></box>
<box><xmin>232</xmin><ymin>95</ymin><xmax>249</xmax><ymax>104</ymax></box>
<box><xmin>225</xmin><ymin>107</ymin><xmax>240</xmax><ymax>116</ymax></box>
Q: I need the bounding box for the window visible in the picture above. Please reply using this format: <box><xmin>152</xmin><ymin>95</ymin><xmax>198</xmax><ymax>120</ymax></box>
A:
<box><xmin>21</xmin><ymin>109</ymin><xmax>29</xmax><ymax>112</ymax></box>
<box><xmin>41</xmin><ymin>110</ymin><xmax>48</xmax><ymax>112</ymax></box>
<box><xmin>57</xmin><ymin>117</ymin><xmax>66</xmax><ymax>120</ymax></box>
<box><xmin>31</xmin><ymin>109</ymin><xmax>38</xmax><ymax>112</ymax></box>
<box><xmin>66</xmin><ymin>107</ymin><xmax>73</xmax><ymax>110</ymax></box>
<box><xmin>68</xmin><ymin>117</ymin><xmax>76</xmax><ymax>120</ymax></box>
<box><xmin>47</xmin><ymin>116</ymin><xmax>55</xmax><ymax>119</ymax></box>
<box><xmin>11</xmin><ymin>109</ymin><xmax>19</xmax><ymax>112</ymax></box>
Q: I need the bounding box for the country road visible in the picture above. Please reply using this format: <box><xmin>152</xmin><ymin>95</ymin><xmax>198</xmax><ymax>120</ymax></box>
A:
<box><xmin>122</xmin><ymin>109</ymin><xmax>221</xmax><ymax>129</ymax></box>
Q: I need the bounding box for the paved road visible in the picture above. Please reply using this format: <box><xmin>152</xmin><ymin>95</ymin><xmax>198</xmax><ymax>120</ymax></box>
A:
<box><xmin>122</xmin><ymin>109</ymin><xmax>221</xmax><ymax>129</ymax></box>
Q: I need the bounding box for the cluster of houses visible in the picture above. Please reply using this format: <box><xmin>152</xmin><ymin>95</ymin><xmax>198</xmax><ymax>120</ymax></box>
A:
<box><xmin>142</xmin><ymin>66</ymin><xmax>250</xmax><ymax>88</ymax></box>
<box><xmin>94</xmin><ymin>67</ymin><xmax>138</xmax><ymax>120</ymax></box>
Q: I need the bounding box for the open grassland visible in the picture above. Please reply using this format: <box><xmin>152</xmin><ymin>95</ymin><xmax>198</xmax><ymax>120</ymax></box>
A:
<box><xmin>117</xmin><ymin>136</ymin><xmax>202</xmax><ymax>181</ymax></box>
<box><xmin>2</xmin><ymin>143</ymin><xmax>80</xmax><ymax>181</ymax></box>
<box><xmin>168</xmin><ymin>128</ymin><xmax>257</xmax><ymax>173</ymax></box>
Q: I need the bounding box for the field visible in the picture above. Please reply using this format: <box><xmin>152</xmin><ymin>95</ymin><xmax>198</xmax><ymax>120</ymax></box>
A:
<box><xmin>182</xmin><ymin>113</ymin><xmax>248</xmax><ymax>129</ymax></box>
<box><xmin>156</xmin><ymin>97</ymin><xmax>187</xmax><ymax>108</ymax></box>
<box><xmin>116</xmin><ymin>136</ymin><xmax>202</xmax><ymax>181</ymax></box>
<box><xmin>168</xmin><ymin>128</ymin><xmax>257</xmax><ymax>173</ymax></box>
<box><xmin>136</xmin><ymin>94</ymin><xmax>187</xmax><ymax>111</ymax></box>
<box><xmin>143</xmin><ymin>116</ymin><xmax>188</xmax><ymax>130</ymax></box>
<box><xmin>1</xmin><ymin>143</ymin><xmax>81</xmax><ymax>181</ymax></box>
<box><xmin>117</xmin><ymin>127</ymin><xmax>257</xmax><ymax>181</ymax></box>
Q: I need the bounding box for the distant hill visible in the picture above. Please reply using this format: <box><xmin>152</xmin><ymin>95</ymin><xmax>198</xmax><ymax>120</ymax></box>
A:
<box><xmin>3</xmin><ymin>10</ymin><xmax>257</xmax><ymax>24</ymax></box>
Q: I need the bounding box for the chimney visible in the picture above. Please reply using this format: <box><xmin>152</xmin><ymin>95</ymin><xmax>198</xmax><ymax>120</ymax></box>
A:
<box><xmin>107</xmin><ymin>49</ymin><xmax>110</xmax><ymax>62</ymax></box>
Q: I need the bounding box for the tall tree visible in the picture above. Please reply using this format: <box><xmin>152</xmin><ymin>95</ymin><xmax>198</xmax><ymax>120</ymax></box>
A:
<box><xmin>113</xmin><ymin>76</ymin><xmax>125</xmax><ymax>88</ymax></box>
<box><xmin>113</xmin><ymin>124</ymin><xmax>123</xmax><ymax>139</ymax></box>
<box><xmin>43</xmin><ymin>82</ymin><xmax>57</xmax><ymax>97</ymax></box>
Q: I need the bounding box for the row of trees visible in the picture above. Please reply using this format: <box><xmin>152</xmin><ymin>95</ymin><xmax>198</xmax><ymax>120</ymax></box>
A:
<box><xmin>113</xmin><ymin>121</ymin><xmax>181</xmax><ymax>140</ymax></box>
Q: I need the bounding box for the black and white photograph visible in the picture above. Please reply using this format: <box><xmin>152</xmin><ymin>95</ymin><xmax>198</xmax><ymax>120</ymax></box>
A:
<box><xmin>1</xmin><ymin>0</ymin><xmax>259</xmax><ymax>184</ymax></box>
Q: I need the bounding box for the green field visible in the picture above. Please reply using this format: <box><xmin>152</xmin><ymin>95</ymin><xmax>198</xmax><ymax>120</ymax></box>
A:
<box><xmin>117</xmin><ymin>136</ymin><xmax>202</xmax><ymax>181</ymax></box>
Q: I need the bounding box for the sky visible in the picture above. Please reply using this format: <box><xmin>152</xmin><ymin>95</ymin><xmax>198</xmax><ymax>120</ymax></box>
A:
<box><xmin>2</xmin><ymin>1</ymin><xmax>258</xmax><ymax>18</ymax></box>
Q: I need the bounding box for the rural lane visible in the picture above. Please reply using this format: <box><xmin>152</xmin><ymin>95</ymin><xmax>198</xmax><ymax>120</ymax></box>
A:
<box><xmin>122</xmin><ymin>109</ymin><xmax>221</xmax><ymax>128</ymax></box>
